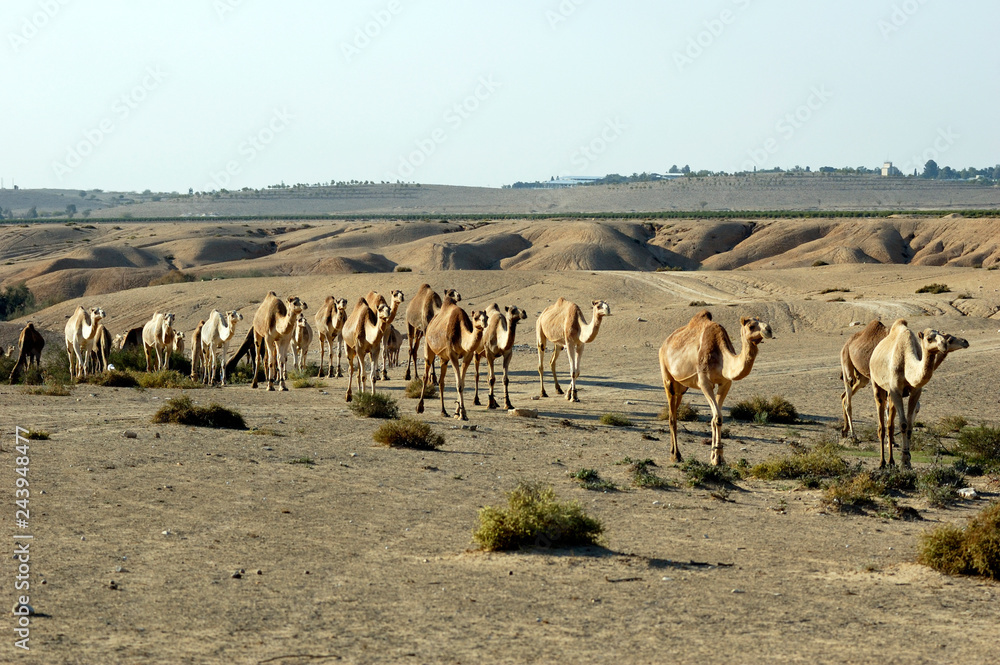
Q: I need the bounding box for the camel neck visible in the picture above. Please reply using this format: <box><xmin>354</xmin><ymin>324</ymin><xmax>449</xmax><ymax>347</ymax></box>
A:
<box><xmin>725</xmin><ymin>333</ymin><xmax>759</xmax><ymax>381</ymax></box>
<box><xmin>580</xmin><ymin>311</ymin><xmax>603</xmax><ymax>344</ymax></box>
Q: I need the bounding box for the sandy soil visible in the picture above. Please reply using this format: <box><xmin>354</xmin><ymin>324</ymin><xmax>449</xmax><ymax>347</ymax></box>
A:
<box><xmin>2</xmin><ymin>264</ymin><xmax>999</xmax><ymax>664</ymax></box>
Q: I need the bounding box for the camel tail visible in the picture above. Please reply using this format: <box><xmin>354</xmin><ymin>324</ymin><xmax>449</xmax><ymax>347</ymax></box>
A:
<box><xmin>9</xmin><ymin>347</ymin><xmax>28</xmax><ymax>384</ymax></box>
<box><xmin>225</xmin><ymin>328</ymin><xmax>256</xmax><ymax>376</ymax></box>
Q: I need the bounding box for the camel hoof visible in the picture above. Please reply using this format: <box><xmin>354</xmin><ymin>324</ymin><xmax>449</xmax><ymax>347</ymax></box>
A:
<box><xmin>416</xmin><ymin>402</ymin><xmax>424</xmax><ymax>414</ymax></box>
<box><xmin>267</xmin><ymin>385</ymin><xmax>275</xmax><ymax>392</ymax></box>
<box><xmin>404</xmin><ymin>370</ymin><xmax>411</xmax><ymax>381</ymax></box>
<box><xmin>671</xmin><ymin>453</ymin><xmax>683</xmax><ymax>464</ymax></box>
<box><xmin>336</xmin><ymin>370</ymin><xmax>343</xmax><ymax>378</ymax></box>
<box><xmin>504</xmin><ymin>401</ymin><xmax>514</xmax><ymax>411</ymax></box>
<box><xmin>473</xmin><ymin>396</ymin><xmax>481</xmax><ymax>406</ymax></box>
<box><xmin>554</xmin><ymin>387</ymin><xmax>564</xmax><ymax>395</ymax></box>
<box><xmin>488</xmin><ymin>399</ymin><xmax>499</xmax><ymax>410</ymax></box>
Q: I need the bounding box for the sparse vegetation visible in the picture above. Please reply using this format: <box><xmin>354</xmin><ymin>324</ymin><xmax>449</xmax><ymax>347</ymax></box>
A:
<box><xmin>811</xmin><ymin>260</ymin><xmax>829</xmax><ymax>267</ymax></box>
<box><xmin>659</xmin><ymin>402</ymin><xmax>699</xmax><ymax>422</ymax></box>
<box><xmin>617</xmin><ymin>457</ymin><xmax>670</xmax><ymax>489</ymax></box>
<box><xmin>394</xmin><ymin>266</ymin><xmax>412</xmax><ymax>272</ymax></box>
<box><xmin>472</xmin><ymin>481</ymin><xmax>604</xmax><ymax>551</ymax></box>
<box><xmin>917</xmin><ymin>466</ymin><xmax>966</xmax><ymax>507</ymax></box>
<box><xmin>151</xmin><ymin>396</ymin><xmax>247</xmax><ymax>430</ymax></box>
<box><xmin>135</xmin><ymin>370</ymin><xmax>200</xmax><ymax>389</ymax></box>
<box><xmin>919</xmin><ymin>501</ymin><xmax>1000</xmax><ymax>580</ymax></box>
<box><xmin>916</xmin><ymin>283</ymin><xmax>950</xmax><ymax>294</ymax></box>
<box><xmin>954</xmin><ymin>425</ymin><xmax>1000</xmax><ymax>470</ymax></box>
<box><xmin>288</xmin><ymin>457</ymin><xmax>315</xmax><ymax>466</ymax></box>
<box><xmin>372</xmin><ymin>418</ymin><xmax>444</xmax><ymax>450</ymax></box>
<box><xmin>405</xmin><ymin>378</ymin><xmax>437</xmax><ymax>399</ymax></box>
<box><xmin>349</xmin><ymin>391</ymin><xmax>400</xmax><ymax>419</ymax></box>
<box><xmin>25</xmin><ymin>429</ymin><xmax>50</xmax><ymax>440</ymax></box>
<box><xmin>599</xmin><ymin>412</ymin><xmax>633</xmax><ymax>427</ymax></box>
<box><xmin>680</xmin><ymin>459</ymin><xmax>740</xmax><ymax>487</ymax></box>
<box><xmin>688</xmin><ymin>300</ymin><xmax>710</xmax><ymax>307</ymax></box>
<box><xmin>819</xmin><ymin>288</ymin><xmax>850</xmax><ymax>294</ymax></box>
<box><xmin>22</xmin><ymin>380</ymin><xmax>72</xmax><ymax>396</ymax></box>
<box><xmin>570</xmin><ymin>468</ymin><xmax>617</xmax><ymax>491</ymax></box>
<box><xmin>729</xmin><ymin>395</ymin><xmax>798</xmax><ymax>424</ymax></box>
<box><xmin>148</xmin><ymin>270</ymin><xmax>196</xmax><ymax>287</ymax></box>
<box><xmin>749</xmin><ymin>440</ymin><xmax>848</xmax><ymax>481</ymax></box>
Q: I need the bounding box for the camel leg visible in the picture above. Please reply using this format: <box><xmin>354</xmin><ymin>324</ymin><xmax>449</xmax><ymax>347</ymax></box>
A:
<box><xmin>842</xmin><ymin>376</ymin><xmax>868</xmax><ymax>441</ymax></box>
<box><xmin>500</xmin><ymin>352</ymin><xmax>514</xmax><ymax>411</ymax></box>
<box><xmin>886</xmin><ymin>401</ymin><xmax>898</xmax><ymax>468</ymax></box>
<box><xmin>456</xmin><ymin>356</ymin><xmax>472</xmax><ymax>421</ymax></box>
<box><xmin>277</xmin><ymin>341</ymin><xmax>290</xmax><ymax>391</ymax></box>
<box><xmin>536</xmin><ymin>338</ymin><xmax>548</xmax><ymax>398</ymax></box>
<box><xmin>472</xmin><ymin>353</ymin><xmax>482</xmax><ymax>407</ymax></box>
<box><xmin>405</xmin><ymin>326</ymin><xmax>418</xmax><ymax>381</ymax></box>
<box><xmin>698</xmin><ymin>376</ymin><xmax>724</xmax><ymax>466</ymax></box>
<box><xmin>900</xmin><ymin>388</ymin><xmax>921</xmax><ymax>469</ymax></box>
<box><xmin>487</xmin><ymin>354</ymin><xmax>501</xmax><ymax>410</ymax></box>
<box><xmin>416</xmin><ymin>351</ymin><xmax>434</xmax><ymax>414</ymax></box>
<box><xmin>549</xmin><ymin>344</ymin><xmax>564</xmax><ymax>395</ymax></box>
<box><xmin>566</xmin><ymin>342</ymin><xmax>583</xmax><ymax>402</ymax></box>
<box><xmin>220</xmin><ymin>347</ymin><xmax>228</xmax><ymax>387</ymax></box>
<box><xmin>345</xmin><ymin>347</ymin><xmax>357</xmax><ymax>402</ymax></box>
<box><xmin>438</xmin><ymin>359</ymin><xmax>449</xmax><ymax>418</ymax></box>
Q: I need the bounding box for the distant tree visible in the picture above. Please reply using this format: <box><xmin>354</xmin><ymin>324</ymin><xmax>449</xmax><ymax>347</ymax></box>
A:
<box><xmin>922</xmin><ymin>160</ymin><xmax>939</xmax><ymax>179</ymax></box>
<box><xmin>681</xmin><ymin>165</ymin><xmax>690</xmax><ymax>174</ymax></box>
<box><xmin>82</xmin><ymin>209</ymin><xmax>91</xmax><ymax>218</ymax></box>
<box><xmin>669</xmin><ymin>164</ymin><xmax>680</xmax><ymax>174</ymax></box>
<box><xmin>78</xmin><ymin>190</ymin><xmax>86</xmax><ymax>198</ymax></box>
<box><xmin>26</xmin><ymin>206</ymin><xmax>37</xmax><ymax>219</ymax></box>
<box><xmin>65</xmin><ymin>204</ymin><xmax>77</xmax><ymax>217</ymax></box>
<box><xmin>0</xmin><ymin>283</ymin><xmax>34</xmax><ymax>321</ymax></box>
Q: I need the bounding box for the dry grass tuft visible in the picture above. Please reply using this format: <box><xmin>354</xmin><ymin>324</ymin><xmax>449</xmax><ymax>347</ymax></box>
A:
<box><xmin>151</xmin><ymin>396</ymin><xmax>247</xmax><ymax>430</ymax></box>
<box><xmin>473</xmin><ymin>481</ymin><xmax>603</xmax><ymax>551</ymax></box>
<box><xmin>373</xmin><ymin>418</ymin><xmax>444</xmax><ymax>450</ymax></box>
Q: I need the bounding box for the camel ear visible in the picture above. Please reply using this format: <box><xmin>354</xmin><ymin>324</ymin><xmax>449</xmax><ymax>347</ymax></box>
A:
<box><xmin>918</xmin><ymin>331</ymin><xmax>924</xmax><ymax>340</ymax></box>
<box><xmin>740</xmin><ymin>317</ymin><xmax>750</xmax><ymax>326</ymax></box>
<box><xmin>592</xmin><ymin>300</ymin><xmax>599</xmax><ymax>306</ymax></box>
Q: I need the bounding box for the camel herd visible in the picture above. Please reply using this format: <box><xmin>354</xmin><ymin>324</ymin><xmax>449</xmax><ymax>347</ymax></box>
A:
<box><xmin>4</xmin><ymin>282</ymin><xmax>970</xmax><ymax>471</ymax></box>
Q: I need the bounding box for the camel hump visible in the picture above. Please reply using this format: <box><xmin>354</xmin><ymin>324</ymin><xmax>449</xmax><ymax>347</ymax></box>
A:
<box><xmin>890</xmin><ymin>318</ymin><xmax>908</xmax><ymax>331</ymax></box>
<box><xmin>693</xmin><ymin>309</ymin><xmax>713</xmax><ymax>323</ymax></box>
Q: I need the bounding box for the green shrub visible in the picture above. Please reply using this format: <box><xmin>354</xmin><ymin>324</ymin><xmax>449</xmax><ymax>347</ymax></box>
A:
<box><xmin>82</xmin><ymin>370</ymin><xmax>140</xmax><ymax>388</ymax></box>
<box><xmin>659</xmin><ymin>403</ymin><xmax>699</xmax><ymax>422</ymax></box>
<box><xmin>349</xmin><ymin>391</ymin><xmax>400</xmax><ymax>419</ymax></box>
<box><xmin>935</xmin><ymin>415</ymin><xmax>968</xmax><ymax>435</ymax></box>
<box><xmin>135</xmin><ymin>370</ymin><xmax>200</xmax><ymax>389</ymax></box>
<box><xmin>919</xmin><ymin>501</ymin><xmax>1000</xmax><ymax>580</ymax></box>
<box><xmin>25</xmin><ymin>429</ymin><xmax>49</xmax><ymax>440</ymax></box>
<box><xmin>405</xmin><ymin>378</ymin><xmax>437</xmax><ymax>399</ymax></box>
<box><xmin>680</xmin><ymin>459</ymin><xmax>739</xmax><ymax>487</ymax></box>
<box><xmin>916</xmin><ymin>283</ymin><xmax>950</xmax><ymax>294</ymax></box>
<box><xmin>148</xmin><ymin>270</ymin><xmax>195</xmax><ymax>287</ymax></box>
<box><xmin>600</xmin><ymin>412</ymin><xmax>633</xmax><ymax>427</ymax></box>
<box><xmin>955</xmin><ymin>425</ymin><xmax>1000</xmax><ymax>469</ymax></box>
<box><xmin>151</xmin><ymin>396</ymin><xmax>247</xmax><ymax>430</ymax></box>
<box><xmin>811</xmin><ymin>260</ymin><xmax>828</xmax><ymax>267</ymax></box>
<box><xmin>472</xmin><ymin>481</ymin><xmax>604</xmax><ymax>551</ymax></box>
<box><xmin>570</xmin><ymin>468</ymin><xmax>617</xmax><ymax>491</ymax></box>
<box><xmin>729</xmin><ymin>395</ymin><xmax>798</xmax><ymax>424</ymax></box>
<box><xmin>616</xmin><ymin>457</ymin><xmax>670</xmax><ymax>489</ymax></box>
<box><xmin>822</xmin><ymin>471</ymin><xmax>885</xmax><ymax>513</ymax></box>
<box><xmin>394</xmin><ymin>266</ymin><xmax>412</xmax><ymax>272</ymax></box>
<box><xmin>749</xmin><ymin>441</ymin><xmax>848</xmax><ymax>480</ymax></box>
<box><xmin>917</xmin><ymin>466</ymin><xmax>966</xmax><ymax>507</ymax></box>
<box><xmin>373</xmin><ymin>417</ymin><xmax>443</xmax><ymax>450</ymax></box>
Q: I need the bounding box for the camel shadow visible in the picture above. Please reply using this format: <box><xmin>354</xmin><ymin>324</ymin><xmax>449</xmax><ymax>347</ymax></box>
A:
<box><xmin>515</xmin><ymin>545</ymin><xmax>735</xmax><ymax>571</ymax></box>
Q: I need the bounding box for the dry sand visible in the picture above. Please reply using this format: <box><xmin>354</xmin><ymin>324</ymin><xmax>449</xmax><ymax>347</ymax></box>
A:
<box><xmin>1</xmin><ymin>260</ymin><xmax>999</xmax><ymax>664</ymax></box>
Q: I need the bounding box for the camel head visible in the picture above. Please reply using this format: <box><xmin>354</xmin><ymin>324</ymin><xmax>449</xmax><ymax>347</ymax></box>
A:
<box><xmin>286</xmin><ymin>296</ymin><xmax>307</xmax><ymax>314</ymax></box>
<box><xmin>335</xmin><ymin>297</ymin><xmax>348</xmax><ymax>315</ymax></box>
<box><xmin>740</xmin><ymin>316</ymin><xmax>774</xmax><ymax>343</ymax></box>
<box><xmin>90</xmin><ymin>307</ymin><xmax>106</xmax><ymax>324</ymax></box>
<box><xmin>164</xmin><ymin>312</ymin><xmax>176</xmax><ymax>328</ymax></box>
<box><xmin>943</xmin><ymin>333</ymin><xmax>969</xmax><ymax>353</ymax></box>
<box><xmin>471</xmin><ymin>310</ymin><xmax>488</xmax><ymax>331</ymax></box>
<box><xmin>505</xmin><ymin>305</ymin><xmax>527</xmax><ymax>324</ymax></box>
<box><xmin>226</xmin><ymin>310</ymin><xmax>244</xmax><ymax>327</ymax></box>
<box><xmin>173</xmin><ymin>331</ymin><xmax>185</xmax><ymax>353</ymax></box>
<box><xmin>5</xmin><ymin>345</ymin><xmax>13</xmax><ymax>358</ymax></box>
<box><xmin>112</xmin><ymin>334</ymin><xmax>123</xmax><ymax>350</ymax></box>
<box><xmin>592</xmin><ymin>300</ymin><xmax>612</xmax><ymax>318</ymax></box>
<box><xmin>444</xmin><ymin>289</ymin><xmax>462</xmax><ymax>303</ymax></box>
<box><xmin>296</xmin><ymin>313</ymin><xmax>308</xmax><ymax>329</ymax></box>
<box><xmin>917</xmin><ymin>329</ymin><xmax>949</xmax><ymax>356</ymax></box>
<box><xmin>390</xmin><ymin>289</ymin><xmax>405</xmax><ymax>306</ymax></box>
<box><xmin>376</xmin><ymin>303</ymin><xmax>392</xmax><ymax>327</ymax></box>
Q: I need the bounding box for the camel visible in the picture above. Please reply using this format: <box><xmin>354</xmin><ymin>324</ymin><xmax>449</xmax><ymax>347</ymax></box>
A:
<box><xmin>416</xmin><ymin>302</ymin><xmax>488</xmax><ymax>421</ymax></box>
<box><xmin>403</xmin><ymin>284</ymin><xmax>461</xmax><ymax>382</ymax></box>
<box><xmin>201</xmin><ymin>310</ymin><xmax>243</xmax><ymax>386</ymax></box>
<box><xmin>841</xmin><ymin>321</ymin><xmax>969</xmax><ymax>440</ymax></box>
<box><xmin>290</xmin><ymin>313</ymin><xmax>313</xmax><ymax>373</ymax></box>
<box><xmin>86</xmin><ymin>322</ymin><xmax>112</xmax><ymax>374</ymax></box>
<box><xmin>142</xmin><ymin>312</ymin><xmax>176</xmax><ymax>372</ymax></box>
<box><xmin>869</xmin><ymin>319</ymin><xmax>963</xmax><ymax>469</ymax></box>
<box><xmin>64</xmin><ymin>306</ymin><xmax>106</xmax><ymax>379</ymax></box>
<box><xmin>536</xmin><ymin>298</ymin><xmax>611</xmax><ymax>402</ymax></box>
<box><xmin>189</xmin><ymin>321</ymin><xmax>206</xmax><ymax>381</ymax></box>
<box><xmin>365</xmin><ymin>289</ymin><xmax>405</xmax><ymax>380</ymax></box>
<box><xmin>473</xmin><ymin>304</ymin><xmax>527</xmax><ymax>410</ymax></box>
<box><xmin>173</xmin><ymin>331</ymin><xmax>185</xmax><ymax>358</ymax></box>
<box><xmin>8</xmin><ymin>323</ymin><xmax>44</xmax><ymax>384</ymax></box>
<box><xmin>5</xmin><ymin>344</ymin><xmax>14</xmax><ymax>358</ymax></box>
<box><xmin>384</xmin><ymin>324</ymin><xmax>403</xmax><ymax>368</ymax></box>
<box><xmin>314</xmin><ymin>296</ymin><xmax>349</xmax><ymax>378</ymax></box>
<box><xmin>251</xmin><ymin>292</ymin><xmax>307</xmax><ymax>391</ymax></box>
<box><xmin>341</xmin><ymin>297</ymin><xmax>392</xmax><ymax>402</ymax></box>
<box><xmin>115</xmin><ymin>326</ymin><xmax>144</xmax><ymax>351</ymax></box>
<box><xmin>659</xmin><ymin>310</ymin><xmax>773</xmax><ymax>466</ymax></box>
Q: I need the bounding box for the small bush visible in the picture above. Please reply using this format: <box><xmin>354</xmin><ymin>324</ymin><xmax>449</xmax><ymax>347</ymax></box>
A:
<box><xmin>373</xmin><ymin>418</ymin><xmax>444</xmax><ymax>450</ymax></box>
<box><xmin>935</xmin><ymin>415</ymin><xmax>968</xmax><ymax>435</ymax></box>
<box><xmin>22</xmin><ymin>381</ymin><xmax>71</xmax><ymax>396</ymax></box>
<box><xmin>688</xmin><ymin>300</ymin><xmax>710</xmax><ymax>307</ymax></box>
<box><xmin>659</xmin><ymin>403</ymin><xmax>699</xmax><ymax>422</ymax></box>
<box><xmin>82</xmin><ymin>370</ymin><xmax>140</xmax><ymax>388</ymax></box>
<box><xmin>955</xmin><ymin>425</ymin><xmax>1000</xmax><ymax>469</ymax></box>
<box><xmin>750</xmin><ymin>441</ymin><xmax>848</xmax><ymax>481</ymax></box>
<box><xmin>288</xmin><ymin>457</ymin><xmax>315</xmax><ymax>466</ymax></box>
<box><xmin>394</xmin><ymin>266</ymin><xmax>412</xmax><ymax>272</ymax></box>
<box><xmin>135</xmin><ymin>370</ymin><xmax>200</xmax><ymax>389</ymax></box>
<box><xmin>919</xmin><ymin>501</ymin><xmax>1000</xmax><ymax>580</ymax></box>
<box><xmin>405</xmin><ymin>378</ymin><xmax>437</xmax><ymax>399</ymax></box>
<box><xmin>680</xmin><ymin>459</ymin><xmax>739</xmax><ymax>487</ymax></box>
<box><xmin>151</xmin><ymin>396</ymin><xmax>246</xmax><ymax>430</ymax></box>
<box><xmin>472</xmin><ymin>481</ymin><xmax>604</xmax><ymax>551</ymax></box>
<box><xmin>656</xmin><ymin>265</ymin><xmax>683</xmax><ymax>272</ymax></box>
<box><xmin>822</xmin><ymin>471</ymin><xmax>885</xmax><ymax>513</ymax></box>
<box><xmin>148</xmin><ymin>270</ymin><xmax>195</xmax><ymax>287</ymax></box>
<box><xmin>570</xmin><ymin>468</ymin><xmax>617</xmax><ymax>491</ymax></box>
<box><xmin>819</xmin><ymin>288</ymin><xmax>850</xmax><ymax>294</ymax></box>
<box><xmin>916</xmin><ymin>283</ymin><xmax>950</xmax><ymax>294</ymax></box>
<box><xmin>729</xmin><ymin>395</ymin><xmax>798</xmax><ymax>424</ymax></box>
<box><xmin>600</xmin><ymin>412</ymin><xmax>633</xmax><ymax>427</ymax></box>
<box><xmin>25</xmin><ymin>429</ymin><xmax>50</xmax><ymax>440</ymax></box>
<box><xmin>917</xmin><ymin>466</ymin><xmax>966</xmax><ymax>507</ymax></box>
<box><xmin>349</xmin><ymin>391</ymin><xmax>399</xmax><ymax>419</ymax></box>
<box><xmin>811</xmin><ymin>260</ymin><xmax>829</xmax><ymax>267</ymax></box>
<box><xmin>616</xmin><ymin>457</ymin><xmax>670</xmax><ymax>489</ymax></box>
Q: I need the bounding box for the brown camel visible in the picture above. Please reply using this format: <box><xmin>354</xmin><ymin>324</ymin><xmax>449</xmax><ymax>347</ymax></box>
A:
<box><xmin>251</xmin><ymin>292</ymin><xmax>308</xmax><ymax>391</ymax></box>
<box><xmin>403</xmin><ymin>284</ymin><xmax>461</xmax><ymax>382</ymax></box>
<box><xmin>341</xmin><ymin>297</ymin><xmax>392</xmax><ymax>402</ymax></box>
<box><xmin>8</xmin><ymin>323</ymin><xmax>44</xmax><ymax>384</ymax></box>
<box><xmin>416</xmin><ymin>302</ymin><xmax>488</xmax><ymax>421</ymax></box>
<box><xmin>115</xmin><ymin>326</ymin><xmax>144</xmax><ymax>351</ymax></box>
<box><xmin>869</xmin><ymin>320</ymin><xmax>963</xmax><ymax>469</ymax></box>
<box><xmin>384</xmin><ymin>324</ymin><xmax>403</xmax><ymax>368</ymax></box>
<box><xmin>659</xmin><ymin>310</ymin><xmax>773</xmax><ymax>466</ymax></box>
<box><xmin>64</xmin><ymin>306</ymin><xmax>106</xmax><ymax>379</ymax></box>
<box><xmin>365</xmin><ymin>289</ymin><xmax>405</xmax><ymax>380</ymax></box>
<box><xmin>87</xmin><ymin>322</ymin><xmax>112</xmax><ymax>374</ymax></box>
<box><xmin>535</xmin><ymin>298</ymin><xmax>611</xmax><ymax>402</ymax></box>
<box><xmin>473</xmin><ymin>304</ymin><xmax>527</xmax><ymax>410</ymax></box>
<box><xmin>314</xmin><ymin>296</ymin><xmax>349</xmax><ymax>378</ymax></box>
<box><xmin>841</xmin><ymin>321</ymin><xmax>968</xmax><ymax>440</ymax></box>
<box><xmin>189</xmin><ymin>320</ymin><xmax>206</xmax><ymax>381</ymax></box>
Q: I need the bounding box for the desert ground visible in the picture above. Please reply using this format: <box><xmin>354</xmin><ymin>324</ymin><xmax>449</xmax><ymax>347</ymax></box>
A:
<box><xmin>2</xmin><ymin>218</ymin><xmax>1000</xmax><ymax>664</ymax></box>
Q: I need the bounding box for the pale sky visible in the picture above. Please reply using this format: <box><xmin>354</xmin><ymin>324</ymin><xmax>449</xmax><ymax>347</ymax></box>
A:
<box><xmin>3</xmin><ymin>0</ymin><xmax>997</xmax><ymax>192</ymax></box>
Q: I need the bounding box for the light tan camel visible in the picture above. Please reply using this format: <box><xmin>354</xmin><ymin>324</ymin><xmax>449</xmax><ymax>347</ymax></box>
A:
<box><xmin>64</xmin><ymin>306</ymin><xmax>106</xmax><ymax>379</ymax></box>
<box><xmin>173</xmin><ymin>331</ymin><xmax>185</xmax><ymax>358</ymax></box>
<box><xmin>5</xmin><ymin>345</ymin><xmax>13</xmax><ymax>358</ymax></box>
<box><xmin>869</xmin><ymin>319</ymin><xmax>961</xmax><ymax>469</ymax></box>
<box><xmin>189</xmin><ymin>320</ymin><xmax>206</xmax><ymax>381</ymax></box>
<box><xmin>341</xmin><ymin>298</ymin><xmax>391</xmax><ymax>402</ymax></box>
<box><xmin>290</xmin><ymin>313</ymin><xmax>313</xmax><ymax>372</ymax></box>
<box><xmin>404</xmin><ymin>284</ymin><xmax>461</xmax><ymax>382</ymax></box>
<box><xmin>142</xmin><ymin>312</ymin><xmax>176</xmax><ymax>371</ymax></box>
<box><xmin>536</xmin><ymin>298</ymin><xmax>611</xmax><ymax>402</ymax></box>
<box><xmin>314</xmin><ymin>296</ymin><xmax>349</xmax><ymax>378</ymax></box>
<box><xmin>417</xmin><ymin>302</ymin><xmax>488</xmax><ymax>421</ymax></box>
<box><xmin>365</xmin><ymin>289</ymin><xmax>405</xmax><ymax>380</ymax></box>
<box><xmin>201</xmin><ymin>310</ymin><xmax>243</xmax><ymax>386</ymax></box>
<box><xmin>115</xmin><ymin>326</ymin><xmax>143</xmax><ymax>351</ymax></box>
<box><xmin>659</xmin><ymin>310</ymin><xmax>773</xmax><ymax>466</ymax></box>
<box><xmin>8</xmin><ymin>323</ymin><xmax>44</xmax><ymax>384</ymax></box>
<box><xmin>384</xmin><ymin>324</ymin><xmax>403</xmax><ymax>368</ymax></box>
<box><xmin>251</xmin><ymin>292</ymin><xmax>307</xmax><ymax>391</ymax></box>
<box><xmin>86</xmin><ymin>322</ymin><xmax>112</xmax><ymax>374</ymax></box>
<box><xmin>473</xmin><ymin>304</ymin><xmax>527</xmax><ymax>410</ymax></box>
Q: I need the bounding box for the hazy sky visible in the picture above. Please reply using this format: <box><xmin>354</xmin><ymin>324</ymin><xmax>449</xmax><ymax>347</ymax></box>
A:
<box><xmin>4</xmin><ymin>1</ymin><xmax>998</xmax><ymax>192</ymax></box>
